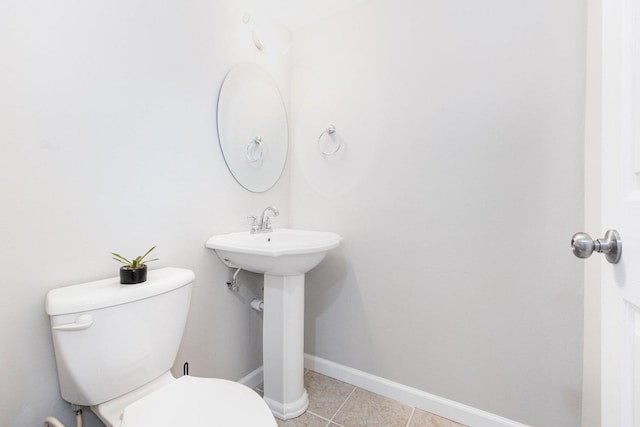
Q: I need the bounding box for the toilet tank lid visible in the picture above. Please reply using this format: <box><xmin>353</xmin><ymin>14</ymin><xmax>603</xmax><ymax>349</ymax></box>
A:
<box><xmin>45</xmin><ymin>267</ymin><xmax>195</xmax><ymax>316</ymax></box>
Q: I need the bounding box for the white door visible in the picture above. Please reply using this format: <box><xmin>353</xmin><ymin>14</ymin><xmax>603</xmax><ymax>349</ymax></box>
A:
<box><xmin>583</xmin><ymin>0</ymin><xmax>640</xmax><ymax>425</ymax></box>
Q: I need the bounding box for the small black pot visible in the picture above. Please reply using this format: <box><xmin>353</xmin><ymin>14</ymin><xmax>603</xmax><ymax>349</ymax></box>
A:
<box><xmin>120</xmin><ymin>265</ymin><xmax>147</xmax><ymax>285</ymax></box>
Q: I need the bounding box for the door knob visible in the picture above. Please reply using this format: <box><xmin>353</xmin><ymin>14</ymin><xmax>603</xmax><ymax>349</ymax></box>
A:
<box><xmin>571</xmin><ymin>229</ymin><xmax>622</xmax><ymax>264</ymax></box>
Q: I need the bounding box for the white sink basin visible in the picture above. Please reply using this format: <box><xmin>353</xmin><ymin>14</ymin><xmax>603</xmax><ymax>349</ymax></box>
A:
<box><xmin>205</xmin><ymin>228</ymin><xmax>341</xmax><ymax>276</ymax></box>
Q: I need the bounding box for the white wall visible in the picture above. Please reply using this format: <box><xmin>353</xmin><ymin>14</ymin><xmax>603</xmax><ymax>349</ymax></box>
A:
<box><xmin>289</xmin><ymin>1</ymin><xmax>585</xmax><ymax>426</ymax></box>
<box><xmin>0</xmin><ymin>1</ymin><xmax>587</xmax><ymax>426</ymax></box>
<box><xmin>0</xmin><ymin>1</ymin><xmax>290</xmax><ymax>426</ymax></box>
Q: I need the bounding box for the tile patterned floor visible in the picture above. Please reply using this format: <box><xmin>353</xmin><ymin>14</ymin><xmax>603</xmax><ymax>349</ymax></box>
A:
<box><xmin>255</xmin><ymin>370</ymin><xmax>466</xmax><ymax>427</ymax></box>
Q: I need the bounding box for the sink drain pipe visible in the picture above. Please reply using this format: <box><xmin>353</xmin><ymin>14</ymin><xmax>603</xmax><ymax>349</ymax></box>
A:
<box><xmin>250</xmin><ymin>298</ymin><xmax>264</xmax><ymax>312</ymax></box>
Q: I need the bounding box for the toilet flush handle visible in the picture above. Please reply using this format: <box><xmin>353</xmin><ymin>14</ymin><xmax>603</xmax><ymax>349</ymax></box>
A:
<box><xmin>52</xmin><ymin>314</ymin><xmax>94</xmax><ymax>331</ymax></box>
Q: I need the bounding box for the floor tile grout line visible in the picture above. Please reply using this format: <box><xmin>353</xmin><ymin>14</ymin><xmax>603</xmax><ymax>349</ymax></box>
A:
<box><xmin>307</xmin><ymin>410</ymin><xmax>333</xmax><ymax>424</ymax></box>
<box><xmin>310</xmin><ymin>411</ymin><xmax>345</xmax><ymax>427</ymax></box>
<box><xmin>405</xmin><ymin>407</ymin><xmax>416</xmax><ymax>427</ymax></box>
<box><xmin>327</xmin><ymin>385</ymin><xmax>357</xmax><ymax>424</ymax></box>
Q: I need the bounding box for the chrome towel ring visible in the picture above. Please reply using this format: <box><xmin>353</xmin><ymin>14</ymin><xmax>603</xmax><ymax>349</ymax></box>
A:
<box><xmin>246</xmin><ymin>136</ymin><xmax>264</xmax><ymax>162</ymax></box>
<box><xmin>317</xmin><ymin>124</ymin><xmax>341</xmax><ymax>156</ymax></box>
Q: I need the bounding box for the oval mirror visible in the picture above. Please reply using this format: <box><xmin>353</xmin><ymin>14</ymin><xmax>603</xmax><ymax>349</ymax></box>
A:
<box><xmin>217</xmin><ymin>63</ymin><xmax>288</xmax><ymax>192</ymax></box>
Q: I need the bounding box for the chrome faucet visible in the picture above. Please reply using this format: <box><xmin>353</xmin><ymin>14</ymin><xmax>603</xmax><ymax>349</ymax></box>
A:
<box><xmin>248</xmin><ymin>206</ymin><xmax>279</xmax><ymax>233</ymax></box>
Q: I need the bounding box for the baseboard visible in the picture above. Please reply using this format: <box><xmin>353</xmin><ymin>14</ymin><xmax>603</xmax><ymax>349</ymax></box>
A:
<box><xmin>304</xmin><ymin>353</ymin><xmax>529</xmax><ymax>427</ymax></box>
<box><xmin>236</xmin><ymin>365</ymin><xmax>264</xmax><ymax>389</ymax></box>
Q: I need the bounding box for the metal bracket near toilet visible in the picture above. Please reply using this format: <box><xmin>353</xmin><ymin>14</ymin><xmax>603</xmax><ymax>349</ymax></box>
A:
<box><xmin>226</xmin><ymin>267</ymin><xmax>242</xmax><ymax>291</ymax></box>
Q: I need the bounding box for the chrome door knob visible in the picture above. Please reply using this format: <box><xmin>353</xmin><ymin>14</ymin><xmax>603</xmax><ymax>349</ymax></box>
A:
<box><xmin>571</xmin><ymin>230</ymin><xmax>622</xmax><ymax>264</ymax></box>
<box><xmin>571</xmin><ymin>233</ymin><xmax>595</xmax><ymax>258</ymax></box>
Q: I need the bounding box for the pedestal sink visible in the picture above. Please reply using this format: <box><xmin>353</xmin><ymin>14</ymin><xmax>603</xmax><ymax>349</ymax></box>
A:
<box><xmin>205</xmin><ymin>228</ymin><xmax>341</xmax><ymax>420</ymax></box>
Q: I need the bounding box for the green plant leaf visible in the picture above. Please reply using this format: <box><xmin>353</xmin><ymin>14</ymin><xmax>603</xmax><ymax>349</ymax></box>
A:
<box><xmin>139</xmin><ymin>246</ymin><xmax>156</xmax><ymax>264</ymax></box>
<box><xmin>110</xmin><ymin>252</ymin><xmax>131</xmax><ymax>265</ymax></box>
<box><xmin>111</xmin><ymin>246</ymin><xmax>158</xmax><ymax>268</ymax></box>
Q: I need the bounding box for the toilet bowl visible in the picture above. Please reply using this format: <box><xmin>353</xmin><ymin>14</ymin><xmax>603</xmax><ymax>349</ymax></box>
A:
<box><xmin>45</xmin><ymin>267</ymin><xmax>276</xmax><ymax>426</ymax></box>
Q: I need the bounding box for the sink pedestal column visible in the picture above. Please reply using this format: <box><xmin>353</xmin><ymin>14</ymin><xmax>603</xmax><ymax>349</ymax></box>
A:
<box><xmin>262</xmin><ymin>273</ymin><xmax>309</xmax><ymax>420</ymax></box>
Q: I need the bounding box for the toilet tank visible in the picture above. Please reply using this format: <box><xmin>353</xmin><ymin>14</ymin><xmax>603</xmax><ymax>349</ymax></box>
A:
<box><xmin>45</xmin><ymin>267</ymin><xmax>195</xmax><ymax>406</ymax></box>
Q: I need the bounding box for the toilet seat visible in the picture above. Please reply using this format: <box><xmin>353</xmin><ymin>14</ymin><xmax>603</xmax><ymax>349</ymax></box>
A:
<box><xmin>119</xmin><ymin>376</ymin><xmax>277</xmax><ymax>427</ymax></box>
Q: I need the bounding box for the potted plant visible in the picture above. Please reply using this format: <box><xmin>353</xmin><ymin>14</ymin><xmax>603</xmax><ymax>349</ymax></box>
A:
<box><xmin>111</xmin><ymin>246</ymin><xmax>159</xmax><ymax>284</ymax></box>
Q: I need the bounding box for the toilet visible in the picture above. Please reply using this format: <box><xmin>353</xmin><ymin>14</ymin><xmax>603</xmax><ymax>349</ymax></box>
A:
<box><xmin>45</xmin><ymin>267</ymin><xmax>276</xmax><ymax>427</ymax></box>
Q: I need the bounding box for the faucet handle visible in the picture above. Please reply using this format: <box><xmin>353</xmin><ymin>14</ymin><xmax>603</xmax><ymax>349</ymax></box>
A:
<box><xmin>247</xmin><ymin>215</ymin><xmax>259</xmax><ymax>233</ymax></box>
